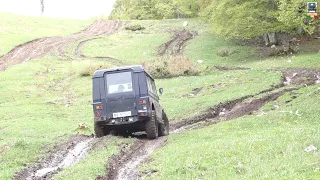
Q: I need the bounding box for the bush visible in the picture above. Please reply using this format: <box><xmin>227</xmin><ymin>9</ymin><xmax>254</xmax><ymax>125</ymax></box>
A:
<box><xmin>125</xmin><ymin>24</ymin><xmax>145</xmax><ymax>31</ymax></box>
<box><xmin>216</xmin><ymin>48</ymin><xmax>235</xmax><ymax>57</ymax></box>
<box><xmin>143</xmin><ymin>56</ymin><xmax>199</xmax><ymax>78</ymax></box>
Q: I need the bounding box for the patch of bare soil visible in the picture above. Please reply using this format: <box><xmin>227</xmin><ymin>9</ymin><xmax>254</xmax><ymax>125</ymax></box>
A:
<box><xmin>282</xmin><ymin>68</ymin><xmax>320</xmax><ymax>85</ymax></box>
<box><xmin>172</xmin><ymin>87</ymin><xmax>298</xmax><ymax>133</ymax></box>
<box><xmin>0</xmin><ymin>20</ymin><xmax>122</xmax><ymax>71</ymax></box>
<box><xmin>14</xmin><ymin>134</ymin><xmax>99</xmax><ymax>180</ymax></box>
<box><xmin>158</xmin><ymin>29</ymin><xmax>197</xmax><ymax>56</ymax></box>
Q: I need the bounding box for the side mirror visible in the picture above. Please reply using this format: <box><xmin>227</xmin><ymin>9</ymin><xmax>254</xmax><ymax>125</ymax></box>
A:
<box><xmin>159</xmin><ymin>88</ymin><xmax>164</xmax><ymax>95</ymax></box>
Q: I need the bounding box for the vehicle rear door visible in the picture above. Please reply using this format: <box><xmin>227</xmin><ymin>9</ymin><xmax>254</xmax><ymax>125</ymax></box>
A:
<box><xmin>105</xmin><ymin>70</ymin><xmax>137</xmax><ymax>119</ymax></box>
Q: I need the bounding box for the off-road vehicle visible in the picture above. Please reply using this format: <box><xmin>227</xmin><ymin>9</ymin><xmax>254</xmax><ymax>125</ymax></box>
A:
<box><xmin>92</xmin><ymin>65</ymin><xmax>169</xmax><ymax>139</ymax></box>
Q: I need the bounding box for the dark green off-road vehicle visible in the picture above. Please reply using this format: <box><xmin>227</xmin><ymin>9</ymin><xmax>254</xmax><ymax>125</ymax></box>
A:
<box><xmin>92</xmin><ymin>65</ymin><xmax>169</xmax><ymax>139</ymax></box>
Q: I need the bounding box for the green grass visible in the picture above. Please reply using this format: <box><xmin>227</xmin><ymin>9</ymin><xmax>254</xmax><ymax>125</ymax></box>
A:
<box><xmin>186</xmin><ymin>31</ymin><xmax>320</xmax><ymax>69</ymax></box>
<box><xmin>142</xmin><ymin>85</ymin><xmax>320</xmax><ymax>179</ymax></box>
<box><xmin>0</xmin><ymin>12</ymin><xmax>90</xmax><ymax>56</ymax></box>
<box><xmin>158</xmin><ymin>70</ymin><xmax>282</xmax><ymax>119</ymax></box>
<box><xmin>2</xmin><ymin>13</ymin><xmax>320</xmax><ymax>180</ymax></box>
<box><xmin>81</xmin><ymin>19</ymin><xmax>205</xmax><ymax>64</ymax></box>
<box><xmin>185</xmin><ymin>33</ymin><xmax>258</xmax><ymax>67</ymax></box>
<box><xmin>0</xmin><ymin>56</ymin><xmax>119</xmax><ymax>179</ymax></box>
<box><xmin>82</xmin><ymin>32</ymin><xmax>170</xmax><ymax>63</ymax></box>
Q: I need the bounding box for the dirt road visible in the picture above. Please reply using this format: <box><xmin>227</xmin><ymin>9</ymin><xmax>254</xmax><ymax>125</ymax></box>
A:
<box><xmin>0</xmin><ymin>20</ymin><xmax>122</xmax><ymax>71</ymax></box>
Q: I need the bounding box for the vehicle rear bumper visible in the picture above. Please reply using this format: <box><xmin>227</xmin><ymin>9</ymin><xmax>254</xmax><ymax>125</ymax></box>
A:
<box><xmin>95</xmin><ymin>116</ymin><xmax>148</xmax><ymax>126</ymax></box>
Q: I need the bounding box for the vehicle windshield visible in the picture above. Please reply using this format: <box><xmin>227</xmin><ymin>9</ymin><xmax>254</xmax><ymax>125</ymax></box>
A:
<box><xmin>106</xmin><ymin>71</ymin><xmax>133</xmax><ymax>94</ymax></box>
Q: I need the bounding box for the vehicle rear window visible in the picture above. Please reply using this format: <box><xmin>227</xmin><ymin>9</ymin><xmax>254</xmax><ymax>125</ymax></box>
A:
<box><xmin>106</xmin><ymin>71</ymin><xmax>133</xmax><ymax>94</ymax></box>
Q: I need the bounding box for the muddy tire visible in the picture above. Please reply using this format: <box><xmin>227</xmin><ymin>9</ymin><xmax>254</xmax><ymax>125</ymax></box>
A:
<box><xmin>145</xmin><ymin>110</ymin><xmax>158</xmax><ymax>139</ymax></box>
<box><xmin>94</xmin><ymin>123</ymin><xmax>109</xmax><ymax>137</ymax></box>
<box><xmin>159</xmin><ymin>112</ymin><xmax>169</xmax><ymax>136</ymax></box>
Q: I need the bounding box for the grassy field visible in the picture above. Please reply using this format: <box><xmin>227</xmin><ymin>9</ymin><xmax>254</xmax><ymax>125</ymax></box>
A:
<box><xmin>185</xmin><ymin>31</ymin><xmax>320</xmax><ymax>69</ymax></box>
<box><xmin>142</xmin><ymin>85</ymin><xmax>320</xmax><ymax>179</ymax></box>
<box><xmin>157</xmin><ymin>70</ymin><xmax>281</xmax><ymax>119</ymax></box>
<box><xmin>1</xmin><ymin>13</ymin><xmax>320</xmax><ymax>179</ymax></box>
<box><xmin>0</xmin><ymin>12</ymin><xmax>90</xmax><ymax>56</ymax></box>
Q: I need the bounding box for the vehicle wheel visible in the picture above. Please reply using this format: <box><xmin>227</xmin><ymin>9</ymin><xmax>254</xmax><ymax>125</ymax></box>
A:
<box><xmin>94</xmin><ymin>122</ymin><xmax>110</xmax><ymax>137</ymax></box>
<box><xmin>159</xmin><ymin>112</ymin><xmax>169</xmax><ymax>136</ymax></box>
<box><xmin>145</xmin><ymin>110</ymin><xmax>158</xmax><ymax>139</ymax></box>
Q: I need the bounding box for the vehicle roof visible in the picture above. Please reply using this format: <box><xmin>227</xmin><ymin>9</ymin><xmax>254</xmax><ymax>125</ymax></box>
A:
<box><xmin>92</xmin><ymin>65</ymin><xmax>153</xmax><ymax>79</ymax></box>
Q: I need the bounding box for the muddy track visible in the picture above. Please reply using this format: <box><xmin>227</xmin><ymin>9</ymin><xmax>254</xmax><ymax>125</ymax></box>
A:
<box><xmin>158</xmin><ymin>29</ymin><xmax>198</xmax><ymax>56</ymax></box>
<box><xmin>100</xmin><ymin>80</ymin><xmax>305</xmax><ymax>180</ymax></box>
<box><xmin>74</xmin><ymin>21</ymin><xmax>124</xmax><ymax>63</ymax></box>
<box><xmin>98</xmin><ymin>138</ymin><xmax>166</xmax><ymax>180</ymax></box>
<box><xmin>100</xmin><ymin>90</ymin><xmax>295</xmax><ymax>180</ymax></box>
<box><xmin>0</xmin><ymin>20</ymin><xmax>122</xmax><ymax>71</ymax></box>
<box><xmin>11</xmin><ymin>67</ymin><xmax>318</xmax><ymax>179</ymax></box>
<box><xmin>14</xmin><ymin>134</ymin><xmax>100</xmax><ymax>180</ymax></box>
<box><xmin>75</xmin><ymin>37</ymin><xmax>122</xmax><ymax>63</ymax></box>
<box><xmin>100</xmin><ymin>67</ymin><xmax>320</xmax><ymax>180</ymax></box>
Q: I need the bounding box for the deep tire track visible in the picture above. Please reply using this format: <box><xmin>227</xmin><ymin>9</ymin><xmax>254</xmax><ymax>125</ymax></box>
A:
<box><xmin>74</xmin><ymin>21</ymin><xmax>124</xmax><ymax>63</ymax></box>
<box><xmin>0</xmin><ymin>20</ymin><xmax>122</xmax><ymax>71</ymax></box>
<box><xmin>157</xmin><ymin>29</ymin><xmax>198</xmax><ymax>56</ymax></box>
<box><xmin>14</xmin><ymin>135</ymin><xmax>99</xmax><ymax>180</ymax></box>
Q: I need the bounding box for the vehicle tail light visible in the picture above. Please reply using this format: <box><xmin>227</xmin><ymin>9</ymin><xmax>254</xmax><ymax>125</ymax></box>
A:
<box><xmin>138</xmin><ymin>100</ymin><xmax>147</xmax><ymax>104</ymax></box>
<box><xmin>96</xmin><ymin>105</ymin><xmax>104</xmax><ymax>110</ymax></box>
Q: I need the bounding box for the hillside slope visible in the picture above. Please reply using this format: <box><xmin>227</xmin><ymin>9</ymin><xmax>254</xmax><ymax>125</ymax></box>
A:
<box><xmin>0</xmin><ymin>14</ymin><xmax>320</xmax><ymax>179</ymax></box>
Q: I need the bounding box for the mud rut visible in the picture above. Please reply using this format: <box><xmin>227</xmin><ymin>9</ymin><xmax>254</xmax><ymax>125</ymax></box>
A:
<box><xmin>158</xmin><ymin>29</ymin><xmax>198</xmax><ymax>56</ymax></box>
<box><xmin>5</xmin><ymin>21</ymin><xmax>320</xmax><ymax>179</ymax></box>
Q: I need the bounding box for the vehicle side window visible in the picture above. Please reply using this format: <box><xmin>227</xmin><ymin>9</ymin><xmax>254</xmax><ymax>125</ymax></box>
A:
<box><xmin>146</xmin><ymin>75</ymin><xmax>157</xmax><ymax>96</ymax></box>
<box><xmin>151</xmin><ymin>80</ymin><xmax>158</xmax><ymax>96</ymax></box>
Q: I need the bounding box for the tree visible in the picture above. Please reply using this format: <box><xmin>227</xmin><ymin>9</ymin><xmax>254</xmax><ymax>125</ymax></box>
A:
<box><xmin>202</xmin><ymin>0</ymin><xmax>317</xmax><ymax>50</ymax></box>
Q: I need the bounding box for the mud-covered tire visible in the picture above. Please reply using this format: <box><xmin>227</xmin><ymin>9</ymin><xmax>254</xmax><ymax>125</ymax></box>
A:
<box><xmin>159</xmin><ymin>112</ymin><xmax>169</xmax><ymax>136</ymax></box>
<box><xmin>94</xmin><ymin>123</ymin><xmax>110</xmax><ymax>137</ymax></box>
<box><xmin>145</xmin><ymin>110</ymin><xmax>158</xmax><ymax>139</ymax></box>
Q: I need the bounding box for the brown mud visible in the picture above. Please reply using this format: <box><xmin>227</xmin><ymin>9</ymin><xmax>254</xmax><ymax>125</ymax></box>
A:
<box><xmin>282</xmin><ymin>68</ymin><xmax>320</xmax><ymax>85</ymax></box>
<box><xmin>158</xmin><ymin>29</ymin><xmax>197</xmax><ymax>56</ymax></box>
<box><xmin>14</xmin><ymin>134</ymin><xmax>99</xmax><ymax>180</ymax></box>
<box><xmin>98</xmin><ymin>138</ymin><xmax>166</xmax><ymax>180</ymax></box>
<box><xmin>0</xmin><ymin>20</ymin><xmax>122</xmax><ymax>71</ymax></box>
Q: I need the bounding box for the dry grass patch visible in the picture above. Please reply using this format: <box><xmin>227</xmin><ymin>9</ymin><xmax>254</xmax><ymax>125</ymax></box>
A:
<box><xmin>143</xmin><ymin>56</ymin><xmax>199</xmax><ymax>78</ymax></box>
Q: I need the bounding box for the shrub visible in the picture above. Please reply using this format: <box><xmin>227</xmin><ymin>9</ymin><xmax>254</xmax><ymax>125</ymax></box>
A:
<box><xmin>125</xmin><ymin>24</ymin><xmax>145</xmax><ymax>31</ymax></box>
<box><xmin>143</xmin><ymin>56</ymin><xmax>199</xmax><ymax>78</ymax></box>
<box><xmin>216</xmin><ymin>48</ymin><xmax>235</xmax><ymax>57</ymax></box>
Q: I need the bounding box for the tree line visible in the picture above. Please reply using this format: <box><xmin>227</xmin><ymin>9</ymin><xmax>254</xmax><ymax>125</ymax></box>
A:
<box><xmin>109</xmin><ymin>0</ymin><xmax>318</xmax><ymax>47</ymax></box>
